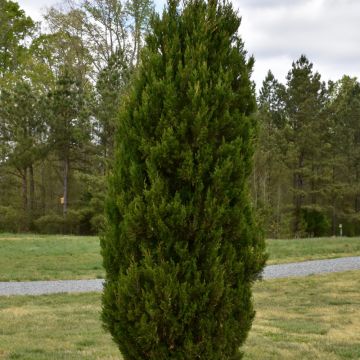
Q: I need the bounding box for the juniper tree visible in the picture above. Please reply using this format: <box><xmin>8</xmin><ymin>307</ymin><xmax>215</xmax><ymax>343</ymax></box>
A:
<box><xmin>101</xmin><ymin>0</ymin><xmax>267</xmax><ymax>358</ymax></box>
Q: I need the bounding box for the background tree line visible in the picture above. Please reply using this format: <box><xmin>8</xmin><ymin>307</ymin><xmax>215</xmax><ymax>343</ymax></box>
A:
<box><xmin>254</xmin><ymin>57</ymin><xmax>360</xmax><ymax>238</ymax></box>
<box><xmin>0</xmin><ymin>0</ymin><xmax>153</xmax><ymax>234</ymax></box>
<box><xmin>0</xmin><ymin>0</ymin><xmax>359</xmax><ymax>238</ymax></box>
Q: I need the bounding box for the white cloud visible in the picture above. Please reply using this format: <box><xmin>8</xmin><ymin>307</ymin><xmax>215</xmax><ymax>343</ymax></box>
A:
<box><xmin>17</xmin><ymin>0</ymin><xmax>360</xmax><ymax>88</ymax></box>
<box><xmin>17</xmin><ymin>0</ymin><xmax>60</xmax><ymax>21</ymax></box>
<box><xmin>236</xmin><ymin>0</ymin><xmax>360</xmax><ymax>86</ymax></box>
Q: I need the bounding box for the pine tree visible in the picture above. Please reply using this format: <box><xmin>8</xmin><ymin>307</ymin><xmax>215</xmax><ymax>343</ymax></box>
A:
<box><xmin>101</xmin><ymin>0</ymin><xmax>267</xmax><ymax>358</ymax></box>
<box><xmin>47</xmin><ymin>69</ymin><xmax>91</xmax><ymax>216</ymax></box>
<box><xmin>96</xmin><ymin>49</ymin><xmax>131</xmax><ymax>162</ymax></box>
<box><xmin>327</xmin><ymin>76</ymin><xmax>360</xmax><ymax>235</ymax></box>
<box><xmin>254</xmin><ymin>70</ymin><xmax>289</xmax><ymax>237</ymax></box>
<box><xmin>0</xmin><ymin>77</ymin><xmax>45</xmax><ymax>229</ymax></box>
<box><xmin>284</xmin><ymin>55</ymin><xmax>328</xmax><ymax>236</ymax></box>
<box><xmin>0</xmin><ymin>0</ymin><xmax>35</xmax><ymax>74</ymax></box>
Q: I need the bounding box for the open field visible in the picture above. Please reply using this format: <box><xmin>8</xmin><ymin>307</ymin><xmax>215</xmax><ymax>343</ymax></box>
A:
<box><xmin>1</xmin><ymin>234</ymin><xmax>360</xmax><ymax>281</ymax></box>
<box><xmin>0</xmin><ymin>271</ymin><xmax>359</xmax><ymax>359</ymax></box>
<box><xmin>266</xmin><ymin>236</ymin><xmax>360</xmax><ymax>264</ymax></box>
<box><xmin>0</xmin><ymin>234</ymin><xmax>103</xmax><ymax>281</ymax></box>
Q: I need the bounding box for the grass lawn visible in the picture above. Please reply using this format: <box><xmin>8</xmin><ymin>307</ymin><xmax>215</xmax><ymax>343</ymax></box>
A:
<box><xmin>0</xmin><ymin>233</ymin><xmax>359</xmax><ymax>281</ymax></box>
<box><xmin>0</xmin><ymin>271</ymin><xmax>359</xmax><ymax>359</ymax></box>
<box><xmin>266</xmin><ymin>236</ymin><xmax>360</xmax><ymax>265</ymax></box>
<box><xmin>0</xmin><ymin>234</ymin><xmax>103</xmax><ymax>281</ymax></box>
<box><xmin>244</xmin><ymin>271</ymin><xmax>360</xmax><ymax>359</ymax></box>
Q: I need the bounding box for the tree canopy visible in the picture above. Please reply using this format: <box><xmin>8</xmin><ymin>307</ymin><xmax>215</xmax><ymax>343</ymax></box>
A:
<box><xmin>0</xmin><ymin>1</ymin><xmax>360</xmax><ymax>238</ymax></box>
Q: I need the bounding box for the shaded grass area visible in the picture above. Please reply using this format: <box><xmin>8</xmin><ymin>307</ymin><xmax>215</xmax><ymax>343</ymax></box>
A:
<box><xmin>0</xmin><ymin>234</ymin><xmax>103</xmax><ymax>281</ymax></box>
<box><xmin>266</xmin><ymin>236</ymin><xmax>360</xmax><ymax>265</ymax></box>
<box><xmin>0</xmin><ymin>271</ymin><xmax>359</xmax><ymax>359</ymax></box>
<box><xmin>0</xmin><ymin>234</ymin><xmax>359</xmax><ymax>281</ymax></box>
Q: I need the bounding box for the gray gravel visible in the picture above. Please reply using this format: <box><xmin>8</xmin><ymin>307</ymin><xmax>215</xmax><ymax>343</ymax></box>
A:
<box><xmin>262</xmin><ymin>256</ymin><xmax>360</xmax><ymax>279</ymax></box>
<box><xmin>0</xmin><ymin>279</ymin><xmax>104</xmax><ymax>296</ymax></box>
<box><xmin>0</xmin><ymin>256</ymin><xmax>359</xmax><ymax>296</ymax></box>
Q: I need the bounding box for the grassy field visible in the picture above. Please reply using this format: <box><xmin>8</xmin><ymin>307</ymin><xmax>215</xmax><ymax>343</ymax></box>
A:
<box><xmin>1</xmin><ymin>234</ymin><xmax>360</xmax><ymax>281</ymax></box>
<box><xmin>266</xmin><ymin>236</ymin><xmax>360</xmax><ymax>264</ymax></box>
<box><xmin>0</xmin><ymin>271</ymin><xmax>359</xmax><ymax>359</ymax></box>
<box><xmin>0</xmin><ymin>234</ymin><xmax>103</xmax><ymax>281</ymax></box>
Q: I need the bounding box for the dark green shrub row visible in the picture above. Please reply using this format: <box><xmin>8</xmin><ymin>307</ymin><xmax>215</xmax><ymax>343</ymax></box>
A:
<box><xmin>34</xmin><ymin>210</ymin><xmax>105</xmax><ymax>235</ymax></box>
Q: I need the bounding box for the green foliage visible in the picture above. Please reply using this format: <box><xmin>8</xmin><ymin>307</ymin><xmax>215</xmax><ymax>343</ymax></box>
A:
<box><xmin>34</xmin><ymin>209</ymin><xmax>101</xmax><ymax>235</ymax></box>
<box><xmin>102</xmin><ymin>0</ymin><xmax>266</xmax><ymax>358</ymax></box>
<box><xmin>253</xmin><ymin>70</ymin><xmax>288</xmax><ymax>238</ymax></box>
<box><xmin>34</xmin><ymin>213</ymin><xmax>65</xmax><ymax>234</ymax></box>
<box><xmin>2</xmin><ymin>0</ymin><xmax>360</xmax><ymax>241</ymax></box>
<box><xmin>46</xmin><ymin>69</ymin><xmax>93</xmax><ymax>216</ymax></box>
<box><xmin>66</xmin><ymin>209</ymin><xmax>84</xmax><ymax>234</ymax></box>
<box><xmin>253</xmin><ymin>56</ymin><xmax>360</xmax><ymax>238</ymax></box>
<box><xmin>339</xmin><ymin>216</ymin><xmax>360</xmax><ymax>237</ymax></box>
<box><xmin>126</xmin><ymin>0</ymin><xmax>155</xmax><ymax>63</ymax></box>
<box><xmin>300</xmin><ymin>208</ymin><xmax>330</xmax><ymax>237</ymax></box>
<box><xmin>74</xmin><ymin>171</ymin><xmax>107</xmax><ymax>234</ymax></box>
<box><xmin>284</xmin><ymin>55</ymin><xmax>327</xmax><ymax>235</ymax></box>
<box><xmin>96</xmin><ymin>49</ymin><xmax>131</xmax><ymax>158</ymax></box>
<box><xmin>90</xmin><ymin>213</ymin><xmax>106</xmax><ymax>233</ymax></box>
<box><xmin>0</xmin><ymin>206</ymin><xmax>22</xmax><ymax>232</ymax></box>
<box><xmin>47</xmin><ymin>70</ymin><xmax>91</xmax><ymax>157</ymax></box>
<box><xmin>0</xmin><ymin>0</ymin><xmax>35</xmax><ymax>74</ymax></box>
<box><xmin>0</xmin><ymin>0</ymin><xmax>154</xmax><ymax>235</ymax></box>
<box><xmin>0</xmin><ymin>79</ymin><xmax>45</xmax><ymax>171</ymax></box>
<box><xmin>326</xmin><ymin>76</ymin><xmax>360</xmax><ymax>234</ymax></box>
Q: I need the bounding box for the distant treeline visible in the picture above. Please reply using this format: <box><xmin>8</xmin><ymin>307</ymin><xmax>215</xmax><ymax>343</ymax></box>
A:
<box><xmin>254</xmin><ymin>58</ymin><xmax>360</xmax><ymax>238</ymax></box>
<box><xmin>0</xmin><ymin>0</ymin><xmax>359</xmax><ymax>237</ymax></box>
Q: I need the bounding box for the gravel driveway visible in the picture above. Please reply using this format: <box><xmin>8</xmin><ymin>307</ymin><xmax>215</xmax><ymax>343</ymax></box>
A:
<box><xmin>262</xmin><ymin>256</ymin><xmax>360</xmax><ymax>279</ymax></box>
<box><xmin>1</xmin><ymin>256</ymin><xmax>359</xmax><ymax>296</ymax></box>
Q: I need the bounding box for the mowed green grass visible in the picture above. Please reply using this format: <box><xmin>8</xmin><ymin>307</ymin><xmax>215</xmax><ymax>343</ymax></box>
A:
<box><xmin>0</xmin><ymin>234</ymin><xmax>103</xmax><ymax>281</ymax></box>
<box><xmin>0</xmin><ymin>234</ymin><xmax>360</xmax><ymax>281</ymax></box>
<box><xmin>266</xmin><ymin>236</ymin><xmax>360</xmax><ymax>264</ymax></box>
<box><xmin>0</xmin><ymin>271</ymin><xmax>359</xmax><ymax>359</ymax></box>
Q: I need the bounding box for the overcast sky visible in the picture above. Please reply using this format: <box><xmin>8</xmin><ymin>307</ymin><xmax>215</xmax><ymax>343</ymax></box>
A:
<box><xmin>17</xmin><ymin>0</ymin><xmax>360</xmax><ymax>88</ymax></box>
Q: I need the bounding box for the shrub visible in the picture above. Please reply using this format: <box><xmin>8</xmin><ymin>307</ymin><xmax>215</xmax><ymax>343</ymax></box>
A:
<box><xmin>64</xmin><ymin>209</ymin><xmax>83</xmax><ymax>234</ymax></box>
<box><xmin>301</xmin><ymin>208</ymin><xmax>330</xmax><ymax>237</ymax></box>
<box><xmin>34</xmin><ymin>213</ymin><xmax>64</xmax><ymax>234</ymax></box>
<box><xmin>90</xmin><ymin>213</ymin><xmax>105</xmax><ymax>233</ymax></box>
<box><xmin>0</xmin><ymin>206</ymin><xmax>22</xmax><ymax>233</ymax></box>
<box><xmin>34</xmin><ymin>209</ymin><xmax>102</xmax><ymax>235</ymax></box>
<box><xmin>340</xmin><ymin>215</ymin><xmax>360</xmax><ymax>237</ymax></box>
<box><xmin>101</xmin><ymin>0</ymin><xmax>267</xmax><ymax>358</ymax></box>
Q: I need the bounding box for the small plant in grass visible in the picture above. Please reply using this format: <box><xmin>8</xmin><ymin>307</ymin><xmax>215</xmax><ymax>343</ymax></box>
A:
<box><xmin>101</xmin><ymin>0</ymin><xmax>267</xmax><ymax>358</ymax></box>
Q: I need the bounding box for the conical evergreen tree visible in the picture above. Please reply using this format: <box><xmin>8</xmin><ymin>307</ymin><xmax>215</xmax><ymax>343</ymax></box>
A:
<box><xmin>101</xmin><ymin>0</ymin><xmax>267</xmax><ymax>358</ymax></box>
<box><xmin>285</xmin><ymin>55</ymin><xmax>328</xmax><ymax>236</ymax></box>
<box><xmin>254</xmin><ymin>70</ymin><xmax>288</xmax><ymax>237</ymax></box>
